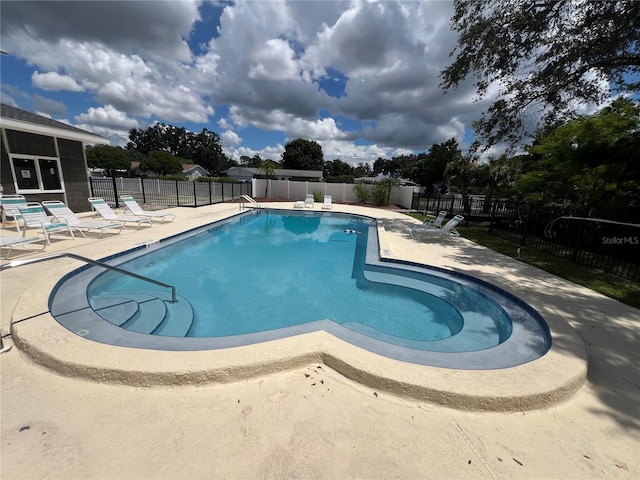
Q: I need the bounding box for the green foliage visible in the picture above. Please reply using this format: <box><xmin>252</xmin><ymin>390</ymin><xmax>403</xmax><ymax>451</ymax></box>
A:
<box><xmin>141</xmin><ymin>150</ymin><xmax>183</xmax><ymax>176</ymax></box>
<box><xmin>353</xmin><ymin>162</ymin><xmax>373</xmax><ymax>177</ymax></box>
<box><xmin>155</xmin><ymin>175</ymin><xmax>188</xmax><ymax>181</ymax></box>
<box><xmin>127</xmin><ymin>123</ymin><xmax>231</xmax><ymax>175</ymax></box>
<box><xmin>325</xmin><ymin>175</ymin><xmax>355</xmax><ymax>183</ymax></box>
<box><xmin>441</xmin><ymin>0</ymin><xmax>640</xmax><ymax>150</ymax></box>
<box><xmin>86</xmin><ymin>145</ymin><xmax>130</xmax><ymax>176</ymax></box>
<box><xmin>282</xmin><ymin>138</ymin><xmax>324</xmax><ymax>171</ymax></box>
<box><xmin>519</xmin><ymin>99</ymin><xmax>640</xmax><ymax>208</ymax></box>
<box><xmin>239</xmin><ymin>154</ymin><xmax>264</xmax><ymax>168</ymax></box>
<box><xmin>352</xmin><ymin>183</ymin><xmax>371</xmax><ymax>203</ymax></box>
<box><xmin>411</xmin><ymin>138</ymin><xmax>460</xmax><ymax>190</ymax></box>
<box><xmin>196</xmin><ymin>177</ymin><xmax>239</xmax><ymax>183</ymax></box>
<box><xmin>370</xmin><ymin>184</ymin><xmax>389</xmax><ymax>206</ymax></box>
<box><xmin>324</xmin><ymin>159</ymin><xmax>353</xmax><ymax>178</ymax></box>
<box><xmin>312</xmin><ymin>191</ymin><xmax>323</xmax><ymax>202</ymax></box>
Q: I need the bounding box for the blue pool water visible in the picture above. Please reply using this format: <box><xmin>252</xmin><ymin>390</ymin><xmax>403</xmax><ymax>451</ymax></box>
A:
<box><xmin>50</xmin><ymin>210</ymin><xmax>551</xmax><ymax>368</ymax></box>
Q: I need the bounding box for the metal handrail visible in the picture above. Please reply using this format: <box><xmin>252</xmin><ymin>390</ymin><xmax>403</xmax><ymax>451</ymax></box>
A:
<box><xmin>1</xmin><ymin>252</ymin><xmax>177</xmax><ymax>303</ymax></box>
<box><xmin>240</xmin><ymin>194</ymin><xmax>262</xmax><ymax>210</ymax></box>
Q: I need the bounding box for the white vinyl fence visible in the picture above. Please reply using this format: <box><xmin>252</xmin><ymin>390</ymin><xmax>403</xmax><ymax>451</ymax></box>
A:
<box><xmin>252</xmin><ymin>179</ymin><xmax>416</xmax><ymax>209</ymax></box>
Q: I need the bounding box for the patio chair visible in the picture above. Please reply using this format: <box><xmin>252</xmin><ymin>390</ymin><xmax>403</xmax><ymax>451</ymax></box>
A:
<box><xmin>293</xmin><ymin>200</ymin><xmax>305</xmax><ymax>209</ymax></box>
<box><xmin>304</xmin><ymin>194</ymin><xmax>314</xmax><ymax>208</ymax></box>
<box><xmin>424</xmin><ymin>210</ymin><xmax>448</xmax><ymax>229</ymax></box>
<box><xmin>322</xmin><ymin>195</ymin><xmax>333</xmax><ymax>210</ymax></box>
<box><xmin>88</xmin><ymin>198</ymin><xmax>153</xmax><ymax>227</ymax></box>
<box><xmin>0</xmin><ymin>235</ymin><xmax>47</xmax><ymax>258</ymax></box>
<box><xmin>1</xmin><ymin>194</ymin><xmax>28</xmax><ymax>232</ymax></box>
<box><xmin>409</xmin><ymin>215</ymin><xmax>464</xmax><ymax>238</ymax></box>
<box><xmin>17</xmin><ymin>202</ymin><xmax>75</xmax><ymax>244</ymax></box>
<box><xmin>42</xmin><ymin>200</ymin><xmax>124</xmax><ymax>237</ymax></box>
<box><xmin>120</xmin><ymin>195</ymin><xmax>176</xmax><ymax>222</ymax></box>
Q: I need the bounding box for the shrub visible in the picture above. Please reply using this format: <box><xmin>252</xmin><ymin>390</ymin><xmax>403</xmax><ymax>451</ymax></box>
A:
<box><xmin>371</xmin><ymin>184</ymin><xmax>389</xmax><ymax>206</ymax></box>
<box><xmin>353</xmin><ymin>183</ymin><xmax>371</xmax><ymax>204</ymax></box>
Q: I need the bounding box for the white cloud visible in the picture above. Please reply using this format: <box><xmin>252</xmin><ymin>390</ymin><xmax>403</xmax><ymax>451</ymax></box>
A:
<box><xmin>0</xmin><ymin>0</ymin><xmax>510</xmax><ymax>165</ymax></box>
<box><xmin>32</xmin><ymin>71</ymin><xmax>84</xmax><ymax>92</ymax></box>
<box><xmin>221</xmin><ymin>129</ymin><xmax>242</xmax><ymax>147</ymax></box>
<box><xmin>75</xmin><ymin>105</ymin><xmax>139</xmax><ymax>131</ymax></box>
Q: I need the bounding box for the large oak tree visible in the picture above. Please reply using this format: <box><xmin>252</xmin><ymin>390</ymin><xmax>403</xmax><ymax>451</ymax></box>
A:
<box><xmin>441</xmin><ymin>0</ymin><xmax>640</xmax><ymax>150</ymax></box>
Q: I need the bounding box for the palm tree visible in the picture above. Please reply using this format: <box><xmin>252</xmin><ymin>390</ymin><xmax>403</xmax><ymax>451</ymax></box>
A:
<box><xmin>259</xmin><ymin>160</ymin><xmax>277</xmax><ymax>198</ymax></box>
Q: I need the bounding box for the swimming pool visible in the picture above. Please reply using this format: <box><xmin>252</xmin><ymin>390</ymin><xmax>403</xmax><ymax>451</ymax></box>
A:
<box><xmin>49</xmin><ymin>210</ymin><xmax>551</xmax><ymax>369</ymax></box>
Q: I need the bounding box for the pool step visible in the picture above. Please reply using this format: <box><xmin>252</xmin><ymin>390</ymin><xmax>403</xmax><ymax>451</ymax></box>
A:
<box><xmin>362</xmin><ymin>269</ymin><xmax>500</xmax><ymax>352</ymax></box>
<box><xmin>89</xmin><ymin>290</ymin><xmax>194</xmax><ymax>337</ymax></box>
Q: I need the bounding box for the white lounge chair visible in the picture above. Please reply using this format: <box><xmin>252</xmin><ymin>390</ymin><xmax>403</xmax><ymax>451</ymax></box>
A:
<box><xmin>425</xmin><ymin>210</ymin><xmax>447</xmax><ymax>228</ymax></box>
<box><xmin>0</xmin><ymin>235</ymin><xmax>46</xmax><ymax>258</ymax></box>
<box><xmin>304</xmin><ymin>194</ymin><xmax>314</xmax><ymax>208</ymax></box>
<box><xmin>88</xmin><ymin>198</ymin><xmax>153</xmax><ymax>227</ymax></box>
<box><xmin>42</xmin><ymin>200</ymin><xmax>124</xmax><ymax>237</ymax></box>
<box><xmin>17</xmin><ymin>202</ymin><xmax>75</xmax><ymax>244</ymax></box>
<box><xmin>1</xmin><ymin>194</ymin><xmax>28</xmax><ymax>231</ymax></box>
<box><xmin>322</xmin><ymin>195</ymin><xmax>333</xmax><ymax>210</ymax></box>
<box><xmin>120</xmin><ymin>195</ymin><xmax>176</xmax><ymax>222</ymax></box>
<box><xmin>410</xmin><ymin>215</ymin><xmax>464</xmax><ymax>238</ymax></box>
<box><xmin>293</xmin><ymin>200</ymin><xmax>305</xmax><ymax>209</ymax></box>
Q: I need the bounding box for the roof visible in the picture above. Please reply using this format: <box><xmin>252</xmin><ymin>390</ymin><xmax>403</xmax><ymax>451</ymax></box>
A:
<box><xmin>1</xmin><ymin>103</ymin><xmax>109</xmax><ymax>144</ymax></box>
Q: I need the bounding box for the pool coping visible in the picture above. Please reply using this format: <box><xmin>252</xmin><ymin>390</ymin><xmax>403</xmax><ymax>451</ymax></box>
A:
<box><xmin>7</xmin><ymin>204</ymin><xmax>588</xmax><ymax>412</ymax></box>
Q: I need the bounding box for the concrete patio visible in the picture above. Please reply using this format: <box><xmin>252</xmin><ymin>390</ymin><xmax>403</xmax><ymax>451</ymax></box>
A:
<box><xmin>1</xmin><ymin>202</ymin><xmax>638</xmax><ymax>479</ymax></box>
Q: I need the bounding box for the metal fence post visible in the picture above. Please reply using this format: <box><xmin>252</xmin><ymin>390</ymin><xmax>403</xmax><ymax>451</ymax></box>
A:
<box><xmin>520</xmin><ymin>203</ymin><xmax>532</xmax><ymax>245</ymax></box>
<box><xmin>208</xmin><ymin>181</ymin><xmax>212</xmax><ymax>205</ymax></box>
<box><xmin>175</xmin><ymin>180</ymin><xmax>180</xmax><ymax>206</ymax></box>
<box><xmin>111</xmin><ymin>175</ymin><xmax>119</xmax><ymax>207</ymax></box>
<box><xmin>489</xmin><ymin>200</ymin><xmax>497</xmax><ymax>234</ymax></box>
<box><xmin>193</xmin><ymin>181</ymin><xmax>197</xmax><ymax>207</ymax></box>
<box><xmin>141</xmin><ymin>178</ymin><xmax>146</xmax><ymax>203</ymax></box>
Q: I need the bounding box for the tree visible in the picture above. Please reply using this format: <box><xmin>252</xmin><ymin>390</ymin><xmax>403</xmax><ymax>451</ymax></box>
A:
<box><xmin>324</xmin><ymin>159</ymin><xmax>353</xmax><ymax>178</ymax></box>
<box><xmin>411</xmin><ymin>138</ymin><xmax>461</xmax><ymax>190</ymax></box>
<box><xmin>259</xmin><ymin>159</ymin><xmax>278</xmax><ymax>197</ymax></box>
<box><xmin>282</xmin><ymin>138</ymin><xmax>324</xmax><ymax>170</ymax></box>
<box><xmin>520</xmin><ymin>98</ymin><xmax>640</xmax><ymax>208</ymax></box>
<box><xmin>441</xmin><ymin>0</ymin><xmax>640</xmax><ymax>150</ymax></box>
<box><xmin>127</xmin><ymin>124</ymin><xmax>231</xmax><ymax>175</ymax></box>
<box><xmin>86</xmin><ymin>145</ymin><xmax>130</xmax><ymax>177</ymax></box>
<box><xmin>353</xmin><ymin>162</ymin><xmax>373</xmax><ymax>177</ymax></box>
<box><xmin>240</xmin><ymin>154</ymin><xmax>263</xmax><ymax>168</ymax></box>
<box><xmin>140</xmin><ymin>151</ymin><xmax>183</xmax><ymax>177</ymax></box>
<box><xmin>445</xmin><ymin>154</ymin><xmax>480</xmax><ymax>213</ymax></box>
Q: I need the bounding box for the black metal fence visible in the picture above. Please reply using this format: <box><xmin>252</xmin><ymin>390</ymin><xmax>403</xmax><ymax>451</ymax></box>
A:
<box><xmin>412</xmin><ymin>193</ymin><xmax>640</xmax><ymax>281</ymax></box>
<box><xmin>89</xmin><ymin>177</ymin><xmax>252</xmax><ymax>208</ymax></box>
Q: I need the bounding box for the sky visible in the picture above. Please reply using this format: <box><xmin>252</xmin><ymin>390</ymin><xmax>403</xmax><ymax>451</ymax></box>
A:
<box><xmin>0</xmin><ymin>0</ymin><xmax>497</xmax><ymax>166</ymax></box>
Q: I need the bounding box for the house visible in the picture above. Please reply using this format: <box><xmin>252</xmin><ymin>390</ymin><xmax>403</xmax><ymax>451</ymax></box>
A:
<box><xmin>180</xmin><ymin>164</ymin><xmax>209</xmax><ymax>180</ymax></box>
<box><xmin>1</xmin><ymin>103</ymin><xmax>109</xmax><ymax>213</ymax></box>
<box><xmin>223</xmin><ymin>166</ymin><xmax>323</xmax><ymax>182</ymax></box>
<box><xmin>127</xmin><ymin>161</ymin><xmax>209</xmax><ymax>179</ymax></box>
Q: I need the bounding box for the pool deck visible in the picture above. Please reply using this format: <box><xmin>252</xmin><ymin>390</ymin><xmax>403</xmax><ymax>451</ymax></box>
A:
<box><xmin>1</xmin><ymin>202</ymin><xmax>638</xmax><ymax>479</ymax></box>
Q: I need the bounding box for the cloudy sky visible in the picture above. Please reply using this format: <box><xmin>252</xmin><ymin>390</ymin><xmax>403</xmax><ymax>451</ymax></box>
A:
<box><xmin>0</xmin><ymin>0</ymin><xmax>494</xmax><ymax>165</ymax></box>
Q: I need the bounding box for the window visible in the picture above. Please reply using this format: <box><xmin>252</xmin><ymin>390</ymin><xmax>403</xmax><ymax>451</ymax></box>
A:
<box><xmin>11</xmin><ymin>157</ymin><xmax>63</xmax><ymax>192</ymax></box>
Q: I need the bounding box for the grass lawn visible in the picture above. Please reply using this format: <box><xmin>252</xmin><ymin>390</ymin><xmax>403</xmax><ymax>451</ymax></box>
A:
<box><xmin>406</xmin><ymin>212</ymin><xmax>640</xmax><ymax>309</ymax></box>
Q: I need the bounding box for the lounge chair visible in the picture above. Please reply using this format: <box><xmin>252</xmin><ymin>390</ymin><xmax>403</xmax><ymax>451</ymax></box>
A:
<box><xmin>293</xmin><ymin>200</ymin><xmax>305</xmax><ymax>209</ymax></box>
<box><xmin>88</xmin><ymin>198</ymin><xmax>153</xmax><ymax>227</ymax></box>
<box><xmin>120</xmin><ymin>195</ymin><xmax>176</xmax><ymax>222</ymax></box>
<box><xmin>0</xmin><ymin>235</ymin><xmax>46</xmax><ymax>258</ymax></box>
<box><xmin>42</xmin><ymin>200</ymin><xmax>124</xmax><ymax>237</ymax></box>
<box><xmin>1</xmin><ymin>194</ymin><xmax>28</xmax><ymax>232</ymax></box>
<box><xmin>304</xmin><ymin>194</ymin><xmax>314</xmax><ymax>208</ymax></box>
<box><xmin>424</xmin><ymin>210</ymin><xmax>447</xmax><ymax>229</ymax></box>
<box><xmin>409</xmin><ymin>215</ymin><xmax>464</xmax><ymax>238</ymax></box>
<box><xmin>322</xmin><ymin>195</ymin><xmax>333</xmax><ymax>210</ymax></box>
<box><xmin>17</xmin><ymin>202</ymin><xmax>75</xmax><ymax>244</ymax></box>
